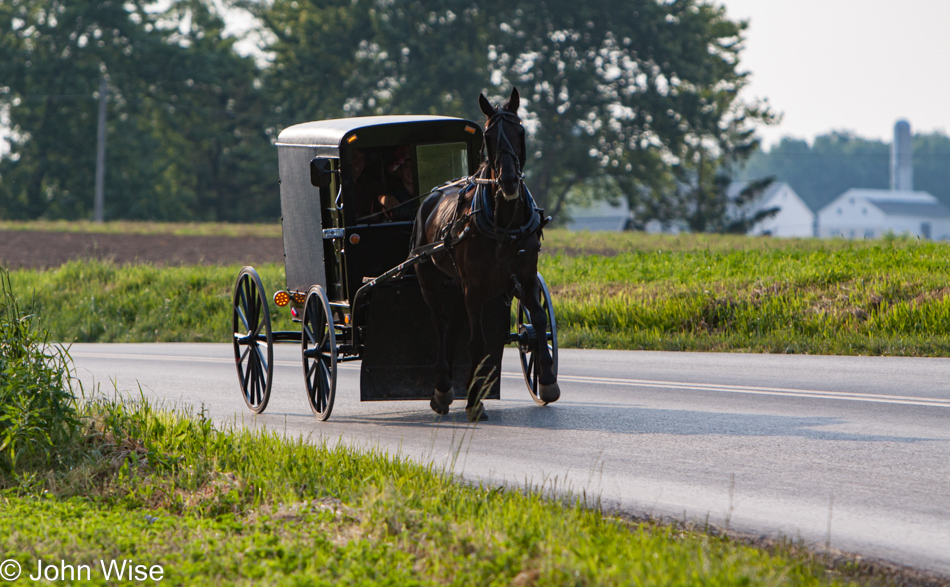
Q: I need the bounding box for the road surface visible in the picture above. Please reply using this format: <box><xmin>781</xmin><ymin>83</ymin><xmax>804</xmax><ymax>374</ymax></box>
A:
<box><xmin>69</xmin><ymin>343</ymin><xmax>950</xmax><ymax>576</ymax></box>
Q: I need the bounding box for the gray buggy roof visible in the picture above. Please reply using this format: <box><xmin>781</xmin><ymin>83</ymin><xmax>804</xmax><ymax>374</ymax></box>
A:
<box><xmin>275</xmin><ymin>115</ymin><xmax>469</xmax><ymax>150</ymax></box>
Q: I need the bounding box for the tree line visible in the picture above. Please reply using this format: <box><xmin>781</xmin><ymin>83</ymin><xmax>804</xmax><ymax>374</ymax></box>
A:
<box><xmin>0</xmin><ymin>0</ymin><xmax>772</xmax><ymax>227</ymax></box>
<box><xmin>739</xmin><ymin>131</ymin><xmax>950</xmax><ymax>213</ymax></box>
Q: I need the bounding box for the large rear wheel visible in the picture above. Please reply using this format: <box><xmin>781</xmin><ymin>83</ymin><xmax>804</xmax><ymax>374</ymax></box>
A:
<box><xmin>302</xmin><ymin>285</ymin><xmax>337</xmax><ymax>421</ymax></box>
<box><xmin>232</xmin><ymin>266</ymin><xmax>273</xmax><ymax>413</ymax></box>
<box><xmin>516</xmin><ymin>273</ymin><xmax>558</xmax><ymax>405</ymax></box>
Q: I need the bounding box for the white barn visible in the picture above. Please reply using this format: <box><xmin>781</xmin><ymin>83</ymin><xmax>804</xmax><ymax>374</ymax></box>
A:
<box><xmin>817</xmin><ymin>189</ymin><xmax>950</xmax><ymax>240</ymax></box>
<box><xmin>727</xmin><ymin>182</ymin><xmax>816</xmax><ymax>237</ymax></box>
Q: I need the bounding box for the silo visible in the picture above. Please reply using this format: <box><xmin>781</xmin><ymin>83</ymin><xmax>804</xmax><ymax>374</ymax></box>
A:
<box><xmin>891</xmin><ymin>120</ymin><xmax>913</xmax><ymax>191</ymax></box>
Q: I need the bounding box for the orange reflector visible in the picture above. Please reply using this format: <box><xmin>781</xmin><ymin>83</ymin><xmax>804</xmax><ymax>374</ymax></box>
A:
<box><xmin>344</xmin><ymin>314</ymin><xmax>351</xmax><ymax>325</ymax></box>
<box><xmin>349</xmin><ymin>233</ymin><xmax>361</xmax><ymax>245</ymax></box>
<box><xmin>347</xmin><ymin>134</ymin><xmax>358</xmax><ymax>143</ymax></box>
<box><xmin>274</xmin><ymin>291</ymin><xmax>290</xmax><ymax>307</ymax></box>
<box><xmin>293</xmin><ymin>292</ymin><xmax>306</xmax><ymax>304</ymax></box>
<box><xmin>464</xmin><ymin>126</ymin><xmax>476</xmax><ymax>134</ymax></box>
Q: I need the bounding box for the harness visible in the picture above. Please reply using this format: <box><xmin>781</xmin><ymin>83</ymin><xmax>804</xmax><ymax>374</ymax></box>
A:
<box><xmin>409</xmin><ymin>110</ymin><xmax>549</xmax><ymax>261</ymax></box>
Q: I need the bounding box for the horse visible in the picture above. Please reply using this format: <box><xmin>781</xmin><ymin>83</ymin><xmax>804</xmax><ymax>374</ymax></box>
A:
<box><xmin>412</xmin><ymin>88</ymin><xmax>560</xmax><ymax>421</ymax></box>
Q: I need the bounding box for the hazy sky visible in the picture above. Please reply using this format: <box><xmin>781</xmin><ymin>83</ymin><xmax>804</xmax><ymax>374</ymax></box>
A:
<box><xmin>718</xmin><ymin>0</ymin><xmax>950</xmax><ymax>147</ymax></box>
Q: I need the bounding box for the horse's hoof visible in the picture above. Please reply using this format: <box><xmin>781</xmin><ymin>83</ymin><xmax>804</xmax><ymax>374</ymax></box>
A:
<box><xmin>538</xmin><ymin>382</ymin><xmax>560</xmax><ymax>404</ymax></box>
<box><xmin>465</xmin><ymin>403</ymin><xmax>488</xmax><ymax>422</ymax></box>
<box><xmin>430</xmin><ymin>388</ymin><xmax>454</xmax><ymax>415</ymax></box>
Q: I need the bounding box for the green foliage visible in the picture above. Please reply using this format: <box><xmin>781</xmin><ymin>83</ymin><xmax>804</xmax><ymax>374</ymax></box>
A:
<box><xmin>249</xmin><ymin>0</ymin><xmax>775</xmax><ymax>222</ymax></box>
<box><xmin>0</xmin><ymin>398</ymin><xmax>847</xmax><ymax>585</ymax></box>
<box><xmin>0</xmin><ymin>268</ymin><xmax>79</xmax><ymax>475</ymax></box>
<box><xmin>1</xmin><ymin>0</ymin><xmax>773</xmax><ymax>229</ymax></box>
<box><xmin>0</xmin><ymin>0</ymin><xmax>275</xmax><ymax>222</ymax></box>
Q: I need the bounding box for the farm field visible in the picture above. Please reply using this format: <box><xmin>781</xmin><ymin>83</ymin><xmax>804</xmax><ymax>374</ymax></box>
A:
<box><xmin>4</xmin><ymin>223</ymin><xmax>950</xmax><ymax>356</ymax></box>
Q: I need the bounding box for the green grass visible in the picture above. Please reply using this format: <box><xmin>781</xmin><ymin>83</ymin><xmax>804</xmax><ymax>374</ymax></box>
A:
<box><xmin>0</xmin><ymin>268</ymin><xmax>79</xmax><ymax>473</ymax></box>
<box><xmin>540</xmin><ymin>234</ymin><xmax>950</xmax><ymax>355</ymax></box>
<box><xmin>0</xmin><ymin>398</ymin><xmax>854</xmax><ymax>586</ymax></box>
<box><xmin>6</xmin><ymin>230</ymin><xmax>950</xmax><ymax>355</ymax></box>
<box><xmin>8</xmin><ymin>262</ymin><xmax>294</xmax><ymax>343</ymax></box>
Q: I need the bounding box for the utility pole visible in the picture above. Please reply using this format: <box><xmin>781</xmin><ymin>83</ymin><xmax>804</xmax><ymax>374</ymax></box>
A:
<box><xmin>94</xmin><ymin>74</ymin><xmax>108</xmax><ymax>223</ymax></box>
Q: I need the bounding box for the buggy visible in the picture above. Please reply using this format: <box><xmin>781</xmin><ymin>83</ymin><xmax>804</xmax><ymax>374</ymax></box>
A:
<box><xmin>231</xmin><ymin>115</ymin><xmax>557</xmax><ymax>420</ymax></box>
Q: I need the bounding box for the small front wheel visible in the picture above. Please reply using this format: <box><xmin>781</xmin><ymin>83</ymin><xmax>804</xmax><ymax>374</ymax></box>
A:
<box><xmin>232</xmin><ymin>266</ymin><xmax>274</xmax><ymax>413</ymax></box>
<box><xmin>517</xmin><ymin>273</ymin><xmax>558</xmax><ymax>405</ymax></box>
<box><xmin>302</xmin><ymin>285</ymin><xmax>337</xmax><ymax>421</ymax></box>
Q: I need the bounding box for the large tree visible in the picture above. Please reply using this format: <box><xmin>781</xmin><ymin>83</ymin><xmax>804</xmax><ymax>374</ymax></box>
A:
<box><xmin>254</xmin><ymin>0</ymin><xmax>772</xmax><ymax>221</ymax></box>
<box><xmin>0</xmin><ymin>0</ymin><xmax>275</xmax><ymax>221</ymax></box>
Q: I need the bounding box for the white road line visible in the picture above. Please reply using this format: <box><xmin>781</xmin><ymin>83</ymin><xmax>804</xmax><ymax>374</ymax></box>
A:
<box><xmin>70</xmin><ymin>351</ymin><xmax>950</xmax><ymax>408</ymax></box>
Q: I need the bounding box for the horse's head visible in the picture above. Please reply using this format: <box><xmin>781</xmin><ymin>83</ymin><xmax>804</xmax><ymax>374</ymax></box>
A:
<box><xmin>479</xmin><ymin>88</ymin><xmax>526</xmax><ymax>200</ymax></box>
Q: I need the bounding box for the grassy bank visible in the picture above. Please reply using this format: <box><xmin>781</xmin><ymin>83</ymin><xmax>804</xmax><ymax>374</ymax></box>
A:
<box><xmin>8</xmin><ymin>262</ymin><xmax>294</xmax><ymax>343</ymax></box>
<box><xmin>7</xmin><ymin>232</ymin><xmax>950</xmax><ymax>355</ymax></box>
<box><xmin>541</xmin><ymin>234</ymin><xmax>950</xmax><ymax>355</ymax></box>
<box><xmin>5</xmin><ymin>398</ymin><xmax>862</xmax><ymax>586</ymax></box>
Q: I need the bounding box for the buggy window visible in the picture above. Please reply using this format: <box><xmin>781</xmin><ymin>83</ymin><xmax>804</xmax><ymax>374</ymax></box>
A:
<box><xmin>417</xmin><ymin>142</ymin><xmax>468</xmax><ymax>194</ymax></box>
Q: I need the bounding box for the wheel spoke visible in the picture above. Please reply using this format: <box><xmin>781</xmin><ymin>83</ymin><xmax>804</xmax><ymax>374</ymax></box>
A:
<box><xmin>236</xmin><ymin>282</ymin><xmax>251</xmax><ymax>331</ymax></box>
<box><xmin>304</xmin><ymin>322</ymin><xmax>317</xmax><ymax>346</ymax></box>
<box><xmin>243</xmin><ymin>357</ymin><xmax>253</xmax><ymax>395</ymax></box>
<box><xmin>248</xmin><ymin>356</ymin><xmax>258</xmax><ymax>405</ymax></box>
<box><xmin>254</xmin><ymin>345</ymin><xmax>269</xmax><ymax>374</ymax></box>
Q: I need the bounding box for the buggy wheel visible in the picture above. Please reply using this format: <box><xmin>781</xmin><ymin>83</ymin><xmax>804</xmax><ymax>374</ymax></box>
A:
<box><xmin>232</xmin><ymin>266</ymin><xmax>273</xmax><ymax>413</ymax></box>
<box><xmin>302</xmin><ymin>285</ymin><xmax>337</xmax><ymax>421</ymax></box>
<box><xmin>516</xmin><ymin>273</ymin><xmax>558</xmax><ymax>405</ymax></box>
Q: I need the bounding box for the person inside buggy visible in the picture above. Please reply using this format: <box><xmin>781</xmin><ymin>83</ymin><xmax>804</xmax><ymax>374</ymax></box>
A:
<box><xmin>352</xmin><ymin>146</ymin><xmax>417</xmax><ymax>223</ymax></box>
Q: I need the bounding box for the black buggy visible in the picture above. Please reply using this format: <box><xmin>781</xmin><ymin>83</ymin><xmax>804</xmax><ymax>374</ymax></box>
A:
<box><xmin>231</xmin><ymin>115</ymin><xmax>557</xmax><ymax>420</ymax></box>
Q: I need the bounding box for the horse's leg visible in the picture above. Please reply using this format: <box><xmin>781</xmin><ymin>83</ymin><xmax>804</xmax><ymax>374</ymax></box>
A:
<box><xmin>461</xmin><ymin>289</ymin><xmax>492</xmax><ymax>421</ymax></box>
<box><xmin>520</xmin><ymin>274</ymin><xmax>560</xmax><ymax>403</ymax></box>
<box><xmin>416</xmin><ymin>259</ymin><xmax>454</xmax><ymax>415</ymax></box>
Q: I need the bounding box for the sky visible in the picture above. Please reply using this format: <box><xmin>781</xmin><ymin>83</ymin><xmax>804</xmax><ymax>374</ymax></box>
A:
<box><xmin>718</xmin><ymin>0</ymin><xmax>950</xmax><ymax>148</ymax></box>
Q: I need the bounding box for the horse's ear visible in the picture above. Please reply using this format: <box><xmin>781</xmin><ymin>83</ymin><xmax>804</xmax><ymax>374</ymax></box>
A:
<box><xmin>479</xmin><ymin>93</ymin><xmax>494</xmax><ymax>117</ymax></box>
<box><xmin>504</xmin><ymin>87</ymin><xmax>520</xmax><ymax>114</ymax></box>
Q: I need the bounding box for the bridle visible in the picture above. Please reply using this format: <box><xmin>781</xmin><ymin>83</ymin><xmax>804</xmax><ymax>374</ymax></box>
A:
<box><xmin>472</xmin><ymin>110</ymin><xmax>525</xmax><ymax>200</ymax></box>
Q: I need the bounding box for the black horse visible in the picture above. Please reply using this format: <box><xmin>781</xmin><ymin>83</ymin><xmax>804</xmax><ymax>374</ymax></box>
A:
<box><xmin>413</xmin><ymin>88</ymin><xmax>560</xmax><ymax>421</ymax></box>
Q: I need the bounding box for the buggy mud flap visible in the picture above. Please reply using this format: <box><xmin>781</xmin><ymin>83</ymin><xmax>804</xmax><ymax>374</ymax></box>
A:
<box><xmin>359</xmin><ymin>278</ymin><xmax>508</xmax><ymax>401</ymax></box>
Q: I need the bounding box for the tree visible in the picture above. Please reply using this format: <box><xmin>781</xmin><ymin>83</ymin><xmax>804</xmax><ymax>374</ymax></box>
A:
<box><xmin>0</xmin><ymin>0</ymin><xmax>275</xmax><ymax>221</ymax></box>
<box><xmin>739</xmin><ymin>132</ymin><xmax>888</xmax><ymax>213</ymax></box>
<box><xmin>253</xmin><ymin>0</ymin><xmax>772</xmax><ymax>222</ymax></box>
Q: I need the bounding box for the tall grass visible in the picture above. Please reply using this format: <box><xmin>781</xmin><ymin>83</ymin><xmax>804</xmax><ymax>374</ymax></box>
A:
<box><xmin>8</xmin><ymin>261</ymin><xmax>293</xmax><ymax>342</ymax></box>
<box><xmin>0</xmin><ymin>268</ymin><xmax>79</xmax><ymax>475</ymax></box>
<box><xmin>541</xmin><ymin>238</ymin><xmax>950</xmax><ymax>354</ymax></box>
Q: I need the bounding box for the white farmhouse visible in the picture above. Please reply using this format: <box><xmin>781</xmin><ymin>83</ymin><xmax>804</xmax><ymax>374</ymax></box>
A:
<box><xmin>817</xmin><ymin>189</ymin><xmax>950</xmax><ymax>240</ymax></box>
<box><xmin>727</xmin><ymin>182</ymin><xmax>816</xmax><ymax>237</ymax></box>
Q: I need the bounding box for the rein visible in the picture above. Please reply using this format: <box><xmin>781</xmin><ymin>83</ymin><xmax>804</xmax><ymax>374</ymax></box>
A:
<box><xmin>478</xmin><ymin>110</ymin><xmax>525</xmax><ymax>196</ymax></box>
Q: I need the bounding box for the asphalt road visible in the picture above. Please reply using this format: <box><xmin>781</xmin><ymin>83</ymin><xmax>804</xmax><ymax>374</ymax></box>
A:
<box><xmin>68</xmin><ymin>343</ymin><xmax>950</xmax><ymax>576</ymax></box>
